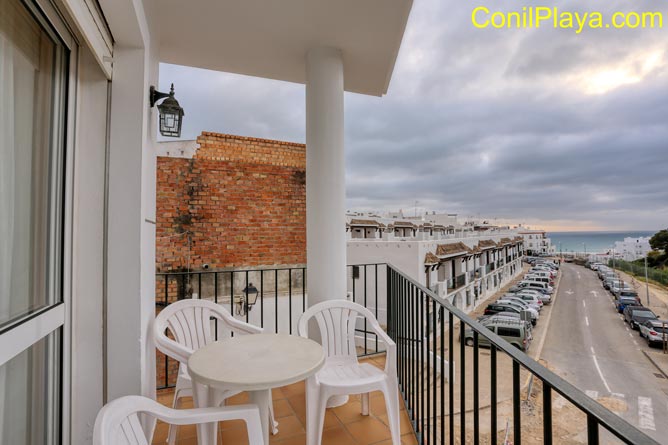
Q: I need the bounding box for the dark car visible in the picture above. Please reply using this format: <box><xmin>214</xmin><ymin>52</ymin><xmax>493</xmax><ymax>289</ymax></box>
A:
<box><xmin>623</xmin><ymin>306</ymin><xmax>658</xmax><ymax>330</ymax></box>
<box><xmin>617</xmin><ymin>297</ymin><xmax>641</xmax><ymax>314</ymax></box>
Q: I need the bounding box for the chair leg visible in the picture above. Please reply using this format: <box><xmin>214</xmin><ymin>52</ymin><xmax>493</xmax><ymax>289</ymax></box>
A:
<box><xmin>166</xmin><ymin>388</ymin><xmax>182</xmax><ymax>445</ymax></box>
<box><xmin>361</xmin><ymin>392</ymin><xmax>370</xmax><ymax>416</ymax></box>
<box><xmin>268</xmin><ymin>390</ymin><xmax>279</xmax><ymax>435</ymax></box>
<box><xmin>306</xmin><ymin>378</ymin><xmax>328</xmax><ymax>445</ymax></box>
<box><xmin>382</xmin><ymin>380</ymin><xmax>402</xmax><ymax>445</ymax></box>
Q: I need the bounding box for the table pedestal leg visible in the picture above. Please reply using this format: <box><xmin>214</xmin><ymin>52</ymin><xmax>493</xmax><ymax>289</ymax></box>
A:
<box><xmin>192</xmin><ymin>381</ymin><xmax>219</xmax><ymax>445</ymax></box>
<box><xmin>249</xmin><ymin>389</ymin><xmax>271</xmax><ymax>445</ymax></box>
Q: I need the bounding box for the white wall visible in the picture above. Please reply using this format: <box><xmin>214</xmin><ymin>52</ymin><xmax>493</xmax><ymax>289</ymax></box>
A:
<box><xmin>70</xmin><ymin>46</ymin><xmax>108</xmax><ymax>443</ymax></box>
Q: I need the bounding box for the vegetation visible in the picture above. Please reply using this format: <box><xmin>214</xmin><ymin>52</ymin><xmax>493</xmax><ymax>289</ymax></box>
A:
<box><xmin>610</xmin><ymin>259</ymin><xmax>668</xmax><ymax>287</ymax></box>
<box><xmin>631</xmin><ymin>229</ymin><xmax>668</xmax><ymax>269</ymax></box>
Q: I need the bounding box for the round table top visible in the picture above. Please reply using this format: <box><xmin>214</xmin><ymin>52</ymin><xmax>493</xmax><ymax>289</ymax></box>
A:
<box><xmin>187</xmin><ymin>333</ymin><xmax>325</xmax><ymax>391</ymax></box>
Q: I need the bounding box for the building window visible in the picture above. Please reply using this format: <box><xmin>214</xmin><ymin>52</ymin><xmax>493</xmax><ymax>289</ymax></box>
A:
<box><xmin>0</xmin><ymin>0</ymin><xmax>69</xmax><ymax>442</ymax></box>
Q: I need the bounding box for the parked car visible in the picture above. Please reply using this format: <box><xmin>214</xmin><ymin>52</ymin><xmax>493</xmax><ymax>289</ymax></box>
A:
<box><xmin>639</xmin><ymin>320</ymin><xmax>668</xmax><ymax>346</ymax></box>
<box><xmin>611</xmin><ymin>283</ymin><xmax>633</xmax><ymax>297</ymax></box>
<box><xmin>617</xmin><ymin>297</ymin><xmax>641</xmax><ymax>313</ymax></box>
<box><xmin>518</xmin><ymin>280</ymin><xmax>554</xmax><ymax>294</ymax></box>
<box><xmin>500</xmin><ymin>295</ymin><xmax>541</xmax><ymax>312</ymax></box>
<box><xmin>615</xmin><ymin>290</ymin><xmax>639</xmax><ymax>302</ymax></box>
<box><xmin>603</xmin><ymin>276</ymin><xmax>619</xmax><ymax>290</ymax></box>
<box><xmin>464</xmin><ymin>318</ymin><xmax>532</xmax><ymax>351</ymax></box>
<box><xmin>515</xmin><ymin>289</ymin><xmax>552</xmax><ymax>304</ymax></box>
<box><xmin>496</xmin><ymin>299</ymin><xmax>539</xmax><ymax>321</ymax></box>
<box><xmin>484</xmin><ymin>303</ymin><xmax>537</xmax><ymax>326</ymax></box>
<box><xmin>524</xmin><ymin>275</ymin><xmax>554</xmax><ymax>286</ymax></box>
<box><xmin>508</xmin><ymin>292</ymin><xmax>544</xmax><ymax>308</ymax></box>
<box><xmin>623</xmin><ymin>306</ymin><xmax>658</xmax><ymax>330</ymax></box>
<box><xmin>477</xmin><ymin>313</ymin><xmax>533</xmax><ymax>331</ymax></box>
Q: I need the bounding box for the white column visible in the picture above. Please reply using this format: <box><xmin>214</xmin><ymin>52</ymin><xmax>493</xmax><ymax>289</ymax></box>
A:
<box><xmin>306</xmin><ymin>47</ymin><xmax>346</xmax><ymax>307</ymax></box>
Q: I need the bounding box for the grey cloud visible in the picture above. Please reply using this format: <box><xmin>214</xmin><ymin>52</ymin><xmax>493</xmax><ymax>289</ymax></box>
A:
<box><xmin>160</xmin><ymin>0</ymin><xmax>668</xmax><ymax>230</ymax></box>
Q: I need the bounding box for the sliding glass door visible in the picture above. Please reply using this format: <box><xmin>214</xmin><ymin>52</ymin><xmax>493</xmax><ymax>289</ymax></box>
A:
<box><xmin>0</xmin><ymin>0</ymin><xmax>71</xmax><ymax>443</ymax></box>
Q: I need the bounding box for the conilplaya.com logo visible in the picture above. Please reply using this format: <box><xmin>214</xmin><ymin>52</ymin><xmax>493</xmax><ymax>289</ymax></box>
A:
<box><xmin>472</xmin><ymin>7</ymin><xmax>664</xmax><ymax>33</ymax></box>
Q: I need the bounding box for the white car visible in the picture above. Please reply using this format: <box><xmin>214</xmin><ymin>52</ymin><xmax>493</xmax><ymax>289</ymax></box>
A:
<box><xmin>502</xmin><ymin>295</ymin><xmax>542</xmax><ymax>312</ymax></box>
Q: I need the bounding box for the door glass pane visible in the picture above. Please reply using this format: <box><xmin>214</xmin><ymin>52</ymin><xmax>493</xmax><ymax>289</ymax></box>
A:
<box><xmin>0</xmin><ymin>0</ymin><xmax>67</xmax><ymax>327</ymax></box>
<box><xmin>0</xmin><ymin>330</ymin><xmax>61</xmax><ymax>444</ymax></box>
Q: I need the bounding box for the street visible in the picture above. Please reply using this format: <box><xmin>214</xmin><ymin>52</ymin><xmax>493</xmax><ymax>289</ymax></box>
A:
<box><xmin>541</xmin><ymin>263</ymin><xmax>668</xmax><ymax>443</ymax></box>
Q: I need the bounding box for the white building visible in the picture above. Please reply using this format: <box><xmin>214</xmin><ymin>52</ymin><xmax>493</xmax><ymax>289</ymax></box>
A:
<box><xmin>519</xmin><ymin>230</ymin><xmax>557</xmax><ymax>255</ymax></box>
<box><xmin>614</xmin><ymin>237</ymin><xmax>652</xmax><ymax>261</ymax></box>
<box><xmin>347</xmin><ymin>216</ymin><xmax>525</xmax><ymax>313</ymax></box>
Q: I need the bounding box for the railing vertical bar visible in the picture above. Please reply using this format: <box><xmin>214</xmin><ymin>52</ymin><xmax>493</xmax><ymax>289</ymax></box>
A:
<box><xmin>491</xmin><ymin>345</ymin><xmax>497</xmax><ymax>445</ymax></box>
<box><xmin>289</xmin><ymin>270</ymin><xmax>293</xmax><ymax>334</ymax></box>
<box><xmin>245</xmin><ymin>270</ymin><xmax>250</xmax><ymax>323</ymax></box>
<box><xmin>432</xmin><ymin>299</ymin><xmax>437</xmax><ymax>445</ymax></box>
<box><xmin>587</xmin><ymin>415</ymin><xmax>599</xmax><ymax>445</ymax></box>
<box><xmin>214</xmin><ymin>272</ymin><xmax>219</xmax><ymax>339</ymax></box>
<box><xmin>229</xmin><ymin>271</ymin><xmax>234</xmax><ymax>337</ymax></box>
<box><xmin>405</xmin><ymin>272</ymin><xmax>411</xmax><ymax>415</ymax></box>
<box><xmin>448</xmin><ymin>311</ymin><xmax>454</xmax><ymax>445</ymax></box>
<box><xmin>419</xmin><ymin>286</ymin><xmax>425</xmax><ymax>440</ymax></box>
<box><xmin>275</xmin><ymin>269</ymin><xmax>279</xmax><ymax>333</ymax></box>
<box><xmin>440</xmin><ymin>306</ymin><xmax>445</xmax><ymax>445</ymax></box>
<box><xmin>260</xmin><ymin>271</ymin><xmax>264</xmax><ymax>329</ymax></box>
<box><xmin>412</xmin><ymin>279</ymin><xmax>417</xmax><ymax>426</ymax></box>
<box><xmin>198</xmin><ymin>273</ymin><xmax>202</xmax><ymax>299</ymax></box>
<box><xmin>513</xmin><ymin>360</ymin><xmax>521</xmax><ymax>445</ymax></box>
<box><xmin>460</xmin><ymin>320</ymin><xmax>466</xmax><ymax>445</ymax></box>
<box><xmin>352</xmin><ymin>267</ymin><xmax>356</xmax><ymax>303</ymax></box>
<box><xmin>302</xmin><ymin>267</ymin><xmax>306</xmax><ymax>312</ymax></box>
<box><xmin>426</xmin><ymin>293</ymin><xmax>430</xmax><ymax>445</ymax></box>
<box><xmin>364</xmin><ymin>265</ymin><xmax>368</xmax><ymax>355</ymax></box>
<box><xmin>375</xmin><ymin>264</ymin><xmax>379</xmax><ymax>353</ymax></box>
<box><xmin>473</xmin><ymin>330</ymin><xmax>480</xmax><ymax>445</ymax></box>
<box><xmin>543</xmin><ymin>383</ymin><xmax>552</xmax><ymax>445</ymax></box>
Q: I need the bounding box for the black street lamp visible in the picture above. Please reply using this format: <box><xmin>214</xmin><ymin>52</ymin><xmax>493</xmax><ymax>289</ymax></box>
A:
<box><xmin>150</xmin><ymin>83</ymin><xmax>184</xmax><ymax>137</ymax></box>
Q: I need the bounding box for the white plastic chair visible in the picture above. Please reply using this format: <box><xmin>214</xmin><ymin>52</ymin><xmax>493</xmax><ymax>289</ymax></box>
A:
<box><xmin>297</xmin><ymin>300</ymin><xmax>401</xmax><ymax>445</ymax></box>
<box><xmin>93</xmin><ymin>395</ymin><xmax>264</xmax><ymax>445</ymax></box>
<box><xmin>154</xmin><ymin>298</ymin><xmax>278</xmax><ymax>444</ymax></box>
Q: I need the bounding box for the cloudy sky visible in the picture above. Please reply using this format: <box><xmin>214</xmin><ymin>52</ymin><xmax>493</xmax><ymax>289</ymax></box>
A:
<box><xmin>160</xmin><ymin>0</ymin><xmax>668</xmax><ymax>232</ymax></box>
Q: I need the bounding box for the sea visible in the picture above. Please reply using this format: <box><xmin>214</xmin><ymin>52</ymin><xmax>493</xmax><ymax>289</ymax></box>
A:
<box><xmin>547</xmin><ymin>231</ymin><xmax>657</xmax><ymax>255</ymax></box>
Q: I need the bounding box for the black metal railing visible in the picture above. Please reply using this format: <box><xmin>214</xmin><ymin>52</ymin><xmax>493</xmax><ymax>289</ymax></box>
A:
<box><xmin>386</xmin><ymin>263</ymin><xmax>658</xmax><ymax>445</ymax></box>
<box><xmin>155</xmin><ymin>263</ymin><xmax>386</xmax><ymax>389</ymax></box>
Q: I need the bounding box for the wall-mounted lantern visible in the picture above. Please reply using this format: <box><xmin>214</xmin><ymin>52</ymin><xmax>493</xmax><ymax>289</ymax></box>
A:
<box><xmin>237</xmin><ymin>283</ymin><xmax>259</xmax><ymax>316</ymax></box>
<box><xmin>150</xmin><ymin>83</ymin><xmax>184</xmax><ymax>137</ymax></box>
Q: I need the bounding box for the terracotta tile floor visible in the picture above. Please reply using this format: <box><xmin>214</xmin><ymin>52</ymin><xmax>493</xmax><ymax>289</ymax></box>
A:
<box><xmin>152</xmin><ymin>356</ymin><xmax>417</xmax><ymax>445</ymax></box>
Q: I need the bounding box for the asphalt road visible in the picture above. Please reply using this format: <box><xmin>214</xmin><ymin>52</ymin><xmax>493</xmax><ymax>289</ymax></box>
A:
<box><xmin>541</xmin><ymin>262</ymin><xmax>668</xmax><ymax>444</ymax></box>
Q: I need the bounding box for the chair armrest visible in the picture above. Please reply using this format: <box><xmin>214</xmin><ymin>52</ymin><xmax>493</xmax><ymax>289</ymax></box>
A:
<box><xmin>222</xmin><ymin>314</ymin><xmax>263</xmax><ymax>335</ymax></box>
<box><xmin>154</xmin><ymin>334</ymin><xmax>193</xmax><ymax>365</ymax></box>
<box><xmin>368</xmin><ymin>321</ymin><xmax>397</xmax><ymax>375</ymax></box>
<box><xmin>149</xmin><ymin>403</ymin><xmax>261</xmax><ymax>426</ymax></box>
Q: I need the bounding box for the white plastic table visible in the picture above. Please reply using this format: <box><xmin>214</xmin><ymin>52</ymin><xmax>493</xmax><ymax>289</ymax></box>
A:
<box><xmin>188</xmin><ymin>333</ymin><xmax>325</xmax><ymax>445</ymax></box>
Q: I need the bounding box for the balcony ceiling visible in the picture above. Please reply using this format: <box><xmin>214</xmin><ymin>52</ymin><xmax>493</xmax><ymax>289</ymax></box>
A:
<box><xmin>150</xmin><ymin>0</ymin><xmax>413</xmax><ymax>97</ymax></box>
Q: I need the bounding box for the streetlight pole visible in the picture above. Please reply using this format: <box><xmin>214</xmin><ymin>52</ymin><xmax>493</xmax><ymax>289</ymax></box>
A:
<box><xmin>645</xmin><ymin>255</ymin><xmax>651</xmax><ymax>306</ymax></box>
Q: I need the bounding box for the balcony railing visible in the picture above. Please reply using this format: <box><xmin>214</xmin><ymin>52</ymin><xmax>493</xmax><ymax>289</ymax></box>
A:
<box><xmin>454</xmin><ymin>273</ymin><xmax>466</xmax><ymax>289</ymax></box>
<box><xmin>155</xmin><ymin>263</ymin><xmax>385</xmax><ymax>389</ymax></box>
<box><xmin>386</xmin><ymin>264</ymin><xmax>657</xmax><ymax>445</ymax></box>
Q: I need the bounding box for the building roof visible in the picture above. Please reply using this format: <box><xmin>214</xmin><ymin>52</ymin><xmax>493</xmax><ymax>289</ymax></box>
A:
<box><xmin>478</xmin><ymin>239</ymin><xmax>498</xmax><ymax>249</ymax></box>
<box><xmin>393</xmin><ymin>221</ymin><xmax>417</xmax><ymax>229</ymax></box>
<box><xmin>424</xmin><ymin>252</ymin><xmax>440</xmax><ymax>265</ymax></box>
<box><xmin>436</xmin><ymin>242</ymin><xmax>471</xmax><ymax>257</ymax></box>
<box><xmin>152</xmin><ymin>0</ymin><xmax>413</xmax><ymax>97</ymax></box>
<box><xmin>349</xmin><ymin>219</ymin><xmax>380</xmax><ymax>227</ymax></box>
<box><xmin>499</xmin><ymin>237</ymin><xmax>513</xmax><ymax>245</ymax></box>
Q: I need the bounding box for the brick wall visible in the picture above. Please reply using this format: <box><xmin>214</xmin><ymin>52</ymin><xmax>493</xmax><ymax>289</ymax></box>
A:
<box><xmin>155</xmin><ymin>131</ymin><xmax>306</xmax><ymax>389</ymax></box>
<box><xmin>156</xmin><ymin>131</ymin><xmax>306</xmax><ymax>275</ymax></box>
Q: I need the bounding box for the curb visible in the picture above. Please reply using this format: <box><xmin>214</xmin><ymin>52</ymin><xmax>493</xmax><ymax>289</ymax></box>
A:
<box><xmin>642</xmin><ymin>350</ymin><xmax>668</xmax><ymax>380</ymax></box>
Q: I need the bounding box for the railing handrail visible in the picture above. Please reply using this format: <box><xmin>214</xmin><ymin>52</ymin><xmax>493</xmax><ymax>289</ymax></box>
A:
<box><xmin>156</xmin><ymin>264</ymin><xmax>307</xmax><ymax>276</ymax></box>
<box><xmin>386</xmin><ymin>262</ymin><xmax>658</xmax><ymax>444</ymax></box>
